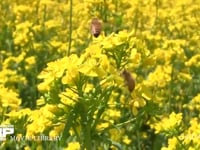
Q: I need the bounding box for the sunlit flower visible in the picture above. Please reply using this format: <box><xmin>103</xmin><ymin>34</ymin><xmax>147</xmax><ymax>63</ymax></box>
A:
<box><xmin>0</xmin><ymin>86</ymin><xmax>21</xmax><ymax>110</ymax></box>
<box><xmin>38</xmin><ymin>57</ymin><xmax>69</xmax><ymax>91</ymax></box>
<box><xmin>129</xmin><ymin>48</ymin><xmax>141</xmax><ymax>67</ymax></box>
<box><xmin>36</xmin><ymin>96</ymin><xmax>45</xmax><ymax>106</ymax></box>
<box><xmin>24</xmin><ymin>146</ymin><xmax>31</xmax><ymax>150</ymax></box>
<box><xmin>59</xmin><ymin>88</ymin><xmax>78</xmax><ymax>107</ymax></box>
<box><xmin>44</xmin><ymin>19</ymin><xmax>61</xmax><ymax>29</ymax></box>
<box><xmin>13</xmin><ymin>21</ymin><xmax>33</xmax><ymax>46</ymax></box>
<box><xmin>144</xmin><ymin>65</ymin><xmax>172</xmax><ymax>88</ymax></box>
<box><xmin>185</xmin><ymin>54</ymin><xmax>200</xmax><ymax>68</ymax></box>
<box><xmin>151</xmin><ymin>112</ymin><xmax>183</xmax><ymax>134</ymax></box>
<box><xmin>5</xmin><ymin>108</ymin><xmax>31</xmax><ymax>119</ymax></box>
<box><xmin>161</xmin><ymin>137</ymin><xmax>178</xmax><ymax>150</ymax></box>
<box><xmin>78</xmin><ymin>58</ymin><xmax>98</xmax><ymax>77</ymax></box>
<box><xmin>49</xmin><ymin>123</ymin><xmax>64</xmax><ymax>138</ymax></box>
<box><xmin>106</xmin><ymin>109</ymin><xmax>121</xmax><ymax>120</ymax></box>
<box><xmin>61</xmin><ymin>55</ymin><xmax>82</xmax><ymax>85</ymax></box>
<box><xmin>65</xmin><ymin>142</ymin><xmax>80</xmax><ymax>150</ymax></box>
<box><xmin>184</xmin><ymin>93</ymin><xmax>200</xmax><ymax>111</ymax></box>
<box><xmin>109</xmin><ymin>128</ymin><xmax>124</xmax><ymax>142</ymax></box>
<box><xmin>13</xmin><ymin>5</ymin><xmax>32</xmax><ymax>14</ymax></box>
<box><xmin>122</xmin><ymin>135</ymin><xmax>131</xmax><ymax>145</ymax></box>
<box><xmin>96</xmin><ymin>122</ymin><xmax>110</xmax><ymax>131</ymax></box>
<box><xmin>26</xmin><ymin>105</ymin><xmax>56</xmax><ymax>137</ymax></box>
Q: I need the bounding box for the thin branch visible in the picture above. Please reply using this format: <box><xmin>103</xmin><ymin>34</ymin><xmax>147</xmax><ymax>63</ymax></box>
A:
<box><xmin>67</xmin><ymin>0</ymin><xmax>73</xmax><ymax>56</ymax></box>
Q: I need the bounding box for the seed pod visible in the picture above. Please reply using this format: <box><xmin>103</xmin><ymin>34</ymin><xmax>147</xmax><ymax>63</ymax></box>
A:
<box><xmin>121</xmin><ymin>70</ymin><xmax>135</xmax><ymax>92</ymax></box>
<box><xmin>91</xmin><ymin>18</ymin><xmax>102</xmax><ymax>37</ymax></box>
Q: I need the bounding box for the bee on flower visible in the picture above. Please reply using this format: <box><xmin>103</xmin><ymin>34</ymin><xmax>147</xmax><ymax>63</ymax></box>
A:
<box><xmin>121</xmin><ymin>70</ymin><xmax>135</xmax><ymax>92</ymax></box>
<box><xmin>90</xmin><ymin>18</ymin><xmax>102</xmax><ymax>38</ymax></box>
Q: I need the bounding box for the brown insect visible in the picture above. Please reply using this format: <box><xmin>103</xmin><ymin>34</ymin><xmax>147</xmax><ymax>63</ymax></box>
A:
<box><xmin>91</xmin><ymin>18</ymin><xmax>102</xmax><ymax>37</ymax></box>
<box><xmin>121</xmin><ymin>70</ymin><xmax>135</xmax><ymax>92</ymax></box>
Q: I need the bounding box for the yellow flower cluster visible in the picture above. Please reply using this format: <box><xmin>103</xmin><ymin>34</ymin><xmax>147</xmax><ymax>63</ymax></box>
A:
<box><xmin>150</xmin><ymin>112</ymin><xmax>183</xmax><ymax>134</ymax></box>
<box><xmin>0</xmin><ymin>86</ymin><xmax>21</xmax><ymax>112</ymax></box>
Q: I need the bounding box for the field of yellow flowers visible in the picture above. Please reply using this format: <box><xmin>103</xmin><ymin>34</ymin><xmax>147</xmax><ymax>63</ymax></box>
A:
<box><xmin>0</xmin><ymin>0</ymin><xmax>200</xmax><ymax>149</ymax></box>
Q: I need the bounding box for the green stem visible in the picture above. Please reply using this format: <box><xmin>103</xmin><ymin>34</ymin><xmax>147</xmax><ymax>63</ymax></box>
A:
<box><xmin>67</xmin><ymin>0</ymin><xmax>73</xmax><ymax>56</ymax></box>
<box><xmin>60</xmin><ymin>110</ymin><xmax>75</xmax><ymax>146</ymax></box>
<box><xmin>82</xmin><ymin>123</ymin><xmax>92</xmax><ymax>150</ymax></box>
<box><xmin>115</xmin><ymin>118</ymin><xmax>136</xmax><ymax>127</ymax></box>
<box><xmin>136</xmin><ymin>130</ymin><xmax>141</xmax><ymax>150</ymax></box>
<box><xmin>77</xmin><ymin>102</ymin><xmax>92</xmax><ymax>150</ymax></box>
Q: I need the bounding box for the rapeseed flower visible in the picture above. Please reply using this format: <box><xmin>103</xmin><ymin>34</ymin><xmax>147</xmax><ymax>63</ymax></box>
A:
<box><xmin>38</xmin><ymin>57</ymin><xmax>68</xmax><ymax>91</ymax></box>
<box><xmin>49</xmin><ymin>123</ymin><xmax>64</xmax><ymax>138</ymax></box>
<box><xmin>161</xmin><ymin>137</ymin><xmax>178</xmax><ymax>150</ymax></box>
<box><xmin>185</xmin><ymin>54</ymin><xmax>200</xmax><ymax>68</ymax></box>
<box><xmin>144</xmin><ymin>65</ymin><xmax>172</xmax><ymax>88</ymax></box>
<box><xmin>179</xmin><ymin>118</ymin><xmax>200</xmax><ymax>148</ymax></box>
<box><xmin>59</xmin><ymin>88</ymin><xmax>78</xmax><ymax>107</ymax></box>
<box><xmin>26</xmin><ymin>105</ymin><xmax>56</xmax><ymax>137</ymax></box>
<box><xmin>151</xmin><ymin>112</ymin><xmax>182</xmax><ymax>134</ymax></box>
<box><xmin>13</xmin><ymin>21</ymin><xmax>33</xmax><ymax>46</ymax></box>
<box><xmin>65</xmin><ymin>142</ymin><xmax>80</xmax><ymax>150</ymax></box>
<box><xmin>184</xmin><ymin>94</ymin><xmax>200</xmax><ymax>111</ymax></box>
<box><xmin>0</xmin><ymin>86</ymin><xmax>21</xmax><ymax>110</ymax></box>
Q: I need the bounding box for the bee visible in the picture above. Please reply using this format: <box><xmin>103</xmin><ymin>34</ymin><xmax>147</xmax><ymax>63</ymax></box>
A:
<box><xmin>91</xmin><ymin>18</ymin><xmax>102</xmax><ymax>38</ymax></box>
<box><xmin>121</xmin><ymin>70</ymin><xmax>135</xmax><ymax>92</ymax></box>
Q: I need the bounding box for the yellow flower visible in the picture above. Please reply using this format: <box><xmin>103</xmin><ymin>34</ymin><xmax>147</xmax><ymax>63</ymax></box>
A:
<box><xmin>25</xmin><ymin>56</ymin><xmax>36</xmax><ymax>65</ymax></box>
<box><xmin>61</xmin><ymin>54</ymin><xmax>82</xmax><ymax>85</ymax></box>
<box><xmin>96</xmin><ymin>122</ymin><xmax>110</xmax><ymax>131</ymax></box>
<box><xmin>65</xmin><ymin>142</ymin><xmax>80</xmax><ymax>150</ymax></box>
<box><xmin>36</xmin><ymin>96</ymin><xmax>45</xmax><ymax>106</ymax></box>
<box><xmin>185</xmin><ymin>54</ymin><xmax>200</xmax><ymax>68</ymax></box>
<box><xmin>188</xmin><ymin>147</ymin><xmax>195</xmax><ymax>150</ymax></box>
<box><xmin>0</xmin><ymin>86</ymin><xmax>21</xmax><ymax>110</ymax></box>
<box><xmin>39</xmin><ymin>0</ymin><xmax>57</xmax><ymax>6</ymax></box>
<box><xmin>59</xmin><ymin>88</ymin><xmax>78</xmax><ymax>107</ymax></box>
<box><xmin>44</xmin><ymin>19</ymin><xmax>61</xmax><ymax>29</ymax></box>
<box><xmin>13</xmin><ymin>5</ymin><xmax>32</xmax><ymax>14</ymax></box>
<box><xmin>24</xmin><ymin>146</ymin><xmax>31</xmax><ymax>150</ymax></box>
<box><xmin>151</xmin><ymin>112</ymin><xmax>182</xmax><ymax>134</ymax></box>
<box><xmin>129</xmin><ymin>48</ymin><xmax>141</xmax><ymax>67</ymax></box>
<box><xmin>5</xmin><ymin>108</ymin><xmax>31</xmax><ymax>119</ymax></box>
<box><xmin>38</xmin><ymin>57</ymin><xmax>69</xmax><ymax>91</ymax></box>
<box><xmin>0</xmin><ymin>68</ymin><xmax>26</xmax><ymax>85</ymax></box>
<box><xmin>144</xmin><ymin>65</ymin><xmax>172</xmax><ymax>88</ymax></box>
<box><xmin>37</xmin><ymin>77</ymin><xmax>55</xmax><ymax>91</ymax></box>
<box><xmin>84</xmin><ymin>83</ymin><xmax>94</xmax><ymax>93</ymax></box>
<box><xmin>36</xmin><ymin>145</ymin><xmax>43</xmax><ymax>150</ymax></box>
<box><xmin>83</xmin><ymin>44</ymin><xmax>102</xmax><ymax>58</ymax></box>
<box><xmin>25</xmin><ymin>56</ymin><xmax>36</xmax><ymax>70</ymax></box>
<box><xmin>137</xmin><ymin>84</ymin><xmax>152</xmax><ymax>101</ymax></box>
<box><xmin>13</xmin><ymin>21</ymin><xmax>32</xmax><ymax>46</ymax></box>
<box><xmin>131</xmin><ymin>106</ymin><xmax>138</xmax><ymax>116</ymax></box>
<box><xmin>50</xmin><ymin>40</ymin><xmax>63</xmax><ymax>48</ymax></box>
<box><xmin>106</xmin><ymin>109</ymin><xmax>121</xmax><ymax>120</ymax></box>
<box><xmin>130</xmin><ymin>94</ymin><xmax>146</xmax><ymax>116</ymax></box>
<box><xmin>78</xmin><ymin>58</ymin><xmax>98</xmax><ymax>77</ymax></box>
<box><xmin>122</xmin><ymin>135</ymin><xmax>131</xmax><ymax>145</ymax></box>
<box><xmin>177</xmin><ymin>72</ymin><xmax>192</xmax><ymax>81</ymax></box>
<box><xmin>26</xmin><ymin>105</ymin><xmax>55</xmax><ymax>137</ymax></box>
<box><xmin>109</xmin><ymin>128</ymin><xmax>124</xmax><ymax>142</ymax></box>
<box><xmin>49</xmin><ymin>123</ymin><xmax>64</xmax><ymax>138</ymax></box>
<box><xmin>161</xmin><ymin>137</ymin><xmax>178</xmax><ymax>150</ymax></box>
<box><xmin>3</xmin><ymin>52</ymin><xmax>26</xmax><ymax>68</ymax></box>
<box><xmin>181</xmin><ymin>118</ymin><xmax>200</xmax><ymax>145</ymax></box>
<box><xmin>184</xmin><ymin>93</ymin><xmax>200</xmax><ymax>111</ymax></box>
